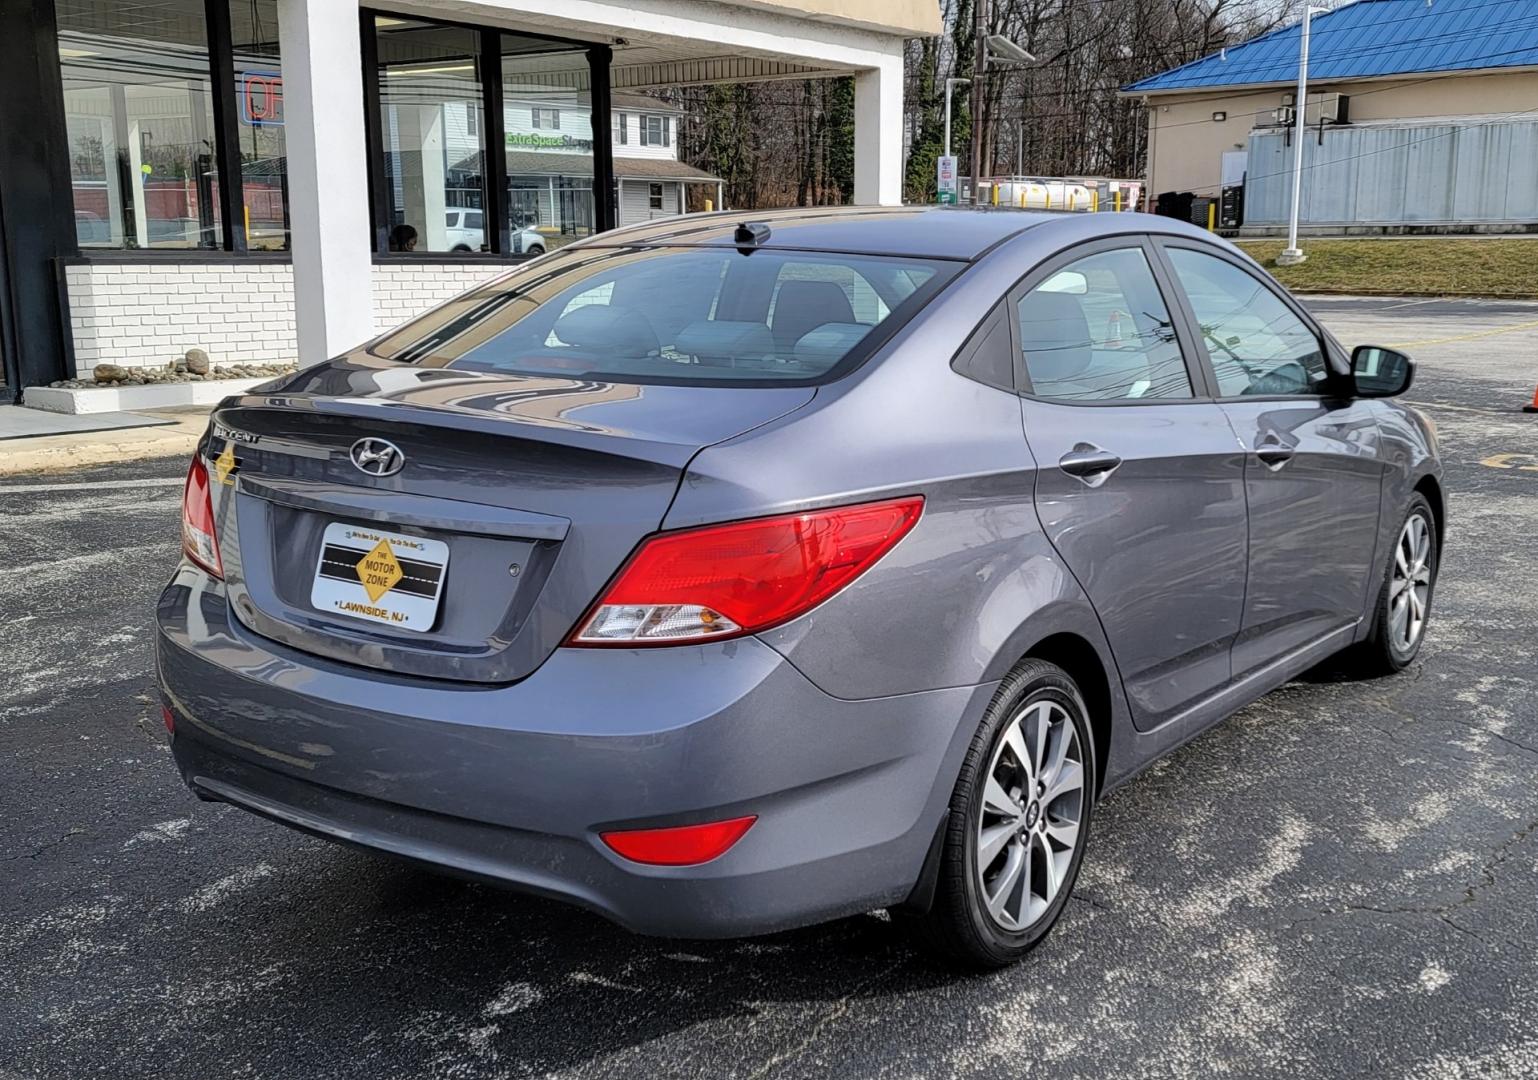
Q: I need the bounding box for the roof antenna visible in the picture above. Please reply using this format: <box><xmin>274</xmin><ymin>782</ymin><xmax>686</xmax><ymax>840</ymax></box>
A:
<box><xmin>734</xmin><ymin>221</ymin><xmax>771</xmax><ymax>250</ymax></box>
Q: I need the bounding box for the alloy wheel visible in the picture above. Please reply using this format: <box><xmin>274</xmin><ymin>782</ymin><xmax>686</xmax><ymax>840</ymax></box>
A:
<box><xmin>975</xmin><ymin>699</ymin><xmax>1085</xmax><ymax>931</ymax></box>
<box><xmin>1390</xmin><ymin>513</ymin><xmax>1433</xmax><ymax>652</ymax></box>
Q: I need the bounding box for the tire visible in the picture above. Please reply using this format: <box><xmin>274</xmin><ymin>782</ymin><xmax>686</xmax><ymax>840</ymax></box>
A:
<box><xmin>529</xmin><ymin>244</ymin><xmax>545</xmax><ymax>255</ymax></box>
<box><xmin>1355</xmin><ymin>493</ymin><xmax>1439</xmax><ymax>674</ymax></box>
<box><xmin>908</xmin><ymin>659</ymin><xmax>1095</xmax><ymax>969</ymax></box>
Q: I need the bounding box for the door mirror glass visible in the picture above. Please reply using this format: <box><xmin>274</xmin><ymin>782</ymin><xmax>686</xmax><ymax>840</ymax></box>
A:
<box><xmin>1351</xmin><ymin>345</ymin><xmax>1414</xmax><ymax>397</ymax></box>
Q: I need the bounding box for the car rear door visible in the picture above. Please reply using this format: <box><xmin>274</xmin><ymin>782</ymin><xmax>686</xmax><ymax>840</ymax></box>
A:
<box><xmin>1154</xmin><ymin>240</ymin><xmax>1386</xmax><ymax>679</ymax></box>
<box><xmin>1013</xmin><ymin>238</ymin><xmax>1249</xmax><ymax>732</ymax></box>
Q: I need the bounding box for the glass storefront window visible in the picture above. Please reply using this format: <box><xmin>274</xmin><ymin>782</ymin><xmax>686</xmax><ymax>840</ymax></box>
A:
<box><xmin>374</xmin><ymin>17</ymin><xmax>487</xmax><ymax>253</ymax></box>
<box><xmin>230</xmin><ymin>0</ymin><xmax>288</xmax><ymax>250</ymax></box>
<box><xmin>58</xmin><ymin>0</ymin><xmax>222</xmax><ymax>249</ymax></box>
<box><xmin>502</xmin><ymin>37</ymin><xmax>594</xmax><ymax>254</ymax></box>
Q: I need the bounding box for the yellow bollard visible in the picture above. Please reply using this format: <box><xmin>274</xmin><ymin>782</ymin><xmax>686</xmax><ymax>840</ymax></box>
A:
<box><xmin>1092</xmin><ymin>191</ymin><xmax>1099</xmax><ymax>213</ymax></box>
<box><xmin>1207</xmin><ymin>202</ymin><xmax>1216</xmax><ymax>231</ymax></box>
<box><xmin>1069</xmin><ymin>191</ymin><xmax>1077</xmax><ymax>211</ymax></box>
<box><xmin>1045</xmin><ymin>190</ymin><xmax>1051</xmax><ymax>210</ymax></box>
<box><xmin>991</xmin><ymin>183</ymin><xmax>999</xmax><ymax>206</ymax></box>
<box><xmin>705</xmin><ymin>198</ymin><xmax>714</xmax><ymax>212</ymax></box>
<box><xmin>1114</xmin><ymin>190</ymin><xmax>1122</xmax><ymax>212</ymax></box>
<box><xmin>1019</xmin><ymin>190</ymin><xmax>1025</xmax><ymax>208</ymax></box>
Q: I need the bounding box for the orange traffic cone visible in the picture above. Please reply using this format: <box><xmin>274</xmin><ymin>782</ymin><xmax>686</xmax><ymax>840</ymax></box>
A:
<box><xmin>1526</xmin><ymin>384</ymin><xmax>1538</xmax><ymax>414</ymax></box>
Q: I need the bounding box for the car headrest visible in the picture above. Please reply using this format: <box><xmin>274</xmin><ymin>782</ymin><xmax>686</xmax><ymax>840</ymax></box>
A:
<box><xmin>673</xmin><ymin>320</ymin><xmax>774</xmax><ymax>364</ymax></box>
<box><xmin>1017</xmin><ymin>291</ymin><xmax>1093</xmax><ymax>383</ymax></box>
<box><xmin>772</xmin><ymin>281</ymin><xmax>857</xmax><ymax>348</ymax></box>
<box><xmin>552</xmin><ymin>304</ymin><xmax>659</xmax><ymax>355</ymax></box>
<box><xmin>793</xmin><ymin>322</ymin><xmax>871</xmax><ymax>367</ymax></box>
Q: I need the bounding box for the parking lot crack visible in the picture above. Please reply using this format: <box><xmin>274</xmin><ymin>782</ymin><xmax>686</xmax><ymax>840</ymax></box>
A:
<box><xmin>1</xmin><ymin>828</ymin><xmax>85</xmax><ymax>863</ymax></box>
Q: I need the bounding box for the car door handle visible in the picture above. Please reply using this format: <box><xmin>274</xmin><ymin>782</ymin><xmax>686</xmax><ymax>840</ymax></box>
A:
<box><xmin>1255</xmin><ymin>437</ymin><xmax>1296</xmax><ymax>470</ymax></box>
<box><xmin>1058</xmin><ymin>446</ymin><xmax>1123</xmax><ymax>485</ymax></box>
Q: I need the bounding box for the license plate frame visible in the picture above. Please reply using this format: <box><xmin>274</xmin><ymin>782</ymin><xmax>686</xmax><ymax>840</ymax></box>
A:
<box><xmin>310</xmin><ymin>523</ymin><xmax>450</xmax><ymax>633</ymax></box>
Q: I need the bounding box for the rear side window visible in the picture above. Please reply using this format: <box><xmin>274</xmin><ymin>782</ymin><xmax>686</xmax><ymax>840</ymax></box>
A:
<box><xmin>1016</xmin><ymin>247</ymin><xmax>1192</xmax><ymax>402</ymax></box>
<box><xmin>1165</xmin><ymin>248</ymin><xmax>1327</xmax><ymax>397</ymax></box>
<box><xmin>373</xmin><ymin>246</ymin><xmax>956</xmax><ymax>386</ymax></box>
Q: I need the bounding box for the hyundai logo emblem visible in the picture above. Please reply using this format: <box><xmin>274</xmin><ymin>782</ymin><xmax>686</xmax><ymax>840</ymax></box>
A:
<box><xmin>349</xmin><ymin>437</ymin><xmax>405</xmax><ymax>477</ymax></box>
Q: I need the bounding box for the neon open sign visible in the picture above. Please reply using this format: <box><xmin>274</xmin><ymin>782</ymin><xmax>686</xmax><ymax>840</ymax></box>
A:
<box><xmin>240</xmin><ymin>71</ymin><xmax>284</xmax><ymax>127</ymax></box>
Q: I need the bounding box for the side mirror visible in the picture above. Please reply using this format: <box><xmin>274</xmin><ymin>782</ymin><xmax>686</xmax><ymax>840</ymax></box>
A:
<box><xmin>1351</xmin><ymin>345</ymin><xmax>1415</xmax><ymax>398</ymax></box>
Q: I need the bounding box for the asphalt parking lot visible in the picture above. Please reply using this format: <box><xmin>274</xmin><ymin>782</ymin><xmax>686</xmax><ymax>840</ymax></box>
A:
<box><xmin>3</xmin><ymin>295</ymin><xmax>1536</xmax><ymax>1079</ymax></box>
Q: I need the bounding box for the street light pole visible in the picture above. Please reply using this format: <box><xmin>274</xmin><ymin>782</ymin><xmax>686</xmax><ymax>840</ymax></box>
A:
<box><xmin>1279</xmin><ymin>5</ymin><xmax>1330</xmax><ymax>265</ymax></box>
<box><xmin>943</xmin><ymin>77</ymin><xmax>970</xmax><ymax>158</ymax></box>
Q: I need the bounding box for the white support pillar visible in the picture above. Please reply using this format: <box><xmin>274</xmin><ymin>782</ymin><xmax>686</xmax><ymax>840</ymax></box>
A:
<box><xmin>278</xmin><ymin>0</ymin><xmax>374</xmax><ymax>362</ymax></box>
<box><xmin>853</xmin><ymin>59</ymin><xmax>902</xmax><ymax>206</ymax></box>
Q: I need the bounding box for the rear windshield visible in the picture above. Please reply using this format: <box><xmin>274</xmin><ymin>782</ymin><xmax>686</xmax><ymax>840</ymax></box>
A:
<box><xmin>371</xmin><ymin>245</ymin><xmax>958</xmax><ymax>386</ymax></box>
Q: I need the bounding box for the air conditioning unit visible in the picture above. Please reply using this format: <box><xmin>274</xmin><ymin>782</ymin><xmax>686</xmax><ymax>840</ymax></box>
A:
<box><xmin>1281</xmin><ymin>92</ymin><xmax>1349</xmax><ymax>125</ymax></box>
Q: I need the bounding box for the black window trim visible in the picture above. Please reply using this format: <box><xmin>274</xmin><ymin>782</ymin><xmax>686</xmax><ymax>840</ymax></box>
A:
<box><xmin>1002</xmin><ymin>234</ymin><xmax>1214</xmax><ymax>408</ymax></box>
<box><xmin>1149</xmin><ymin>237</ymin><xmax>1352</xmax><ymax>403</ymax></box>
<box><xmin>361</xmin><ymin>7</ymin><xmax>615</xmax><ymax>255</ymax></box>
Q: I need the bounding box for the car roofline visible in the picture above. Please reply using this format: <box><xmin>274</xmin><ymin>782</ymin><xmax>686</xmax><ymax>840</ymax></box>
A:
<box><xmin>567</xmin><ymin>205</ymin><xmax>1053</xmax><ymax>263</ymax></box>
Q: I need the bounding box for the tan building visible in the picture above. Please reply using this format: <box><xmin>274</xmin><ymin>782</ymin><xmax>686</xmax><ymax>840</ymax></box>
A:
<box><xmin>1123</xmin><ymin>0</ymin><xmax>1538</xmax><ymax>231</ymax></box>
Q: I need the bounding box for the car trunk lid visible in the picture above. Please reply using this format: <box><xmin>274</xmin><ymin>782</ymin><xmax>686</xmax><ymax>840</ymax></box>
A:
<box><xmin>207</xmin><ymin>361</ymin><xmax>813</xmax><ymax>683</ymax></box>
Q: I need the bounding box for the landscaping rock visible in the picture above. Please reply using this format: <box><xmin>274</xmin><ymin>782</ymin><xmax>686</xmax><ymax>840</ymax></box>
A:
<box><xmin>93</xmin><ymin>364</ymin><xmax>127</xmax><ymax>383</ymax></box>
<box><xmin>184</xmin><ymin>348</ymin><xmax>210</xmax><ymax>376</ymax></box>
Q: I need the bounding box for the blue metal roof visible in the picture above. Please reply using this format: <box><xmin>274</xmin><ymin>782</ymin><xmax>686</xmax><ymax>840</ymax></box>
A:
<box><xmin>1124</xmin><ymin>0</ymin><xmax>1538</xmax><ymax>93</ymax></box>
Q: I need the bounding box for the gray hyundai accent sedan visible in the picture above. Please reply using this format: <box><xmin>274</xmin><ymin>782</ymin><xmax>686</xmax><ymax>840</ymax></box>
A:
<box><xmin>158</xmin><ymin>207</ymin><xmax>1442</xmax><ymax>968</ymax></box>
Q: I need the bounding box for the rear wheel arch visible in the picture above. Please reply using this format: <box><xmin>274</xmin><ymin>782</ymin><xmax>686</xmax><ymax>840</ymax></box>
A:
<box><xmin>1018</xmin><ymin>632</ymin><xmax>1112</xmax><ymax>799</ymax></box>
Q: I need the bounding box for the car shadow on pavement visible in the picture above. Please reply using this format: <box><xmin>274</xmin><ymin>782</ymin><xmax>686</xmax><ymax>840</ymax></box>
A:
<box><xmin>157</xmin><ymin>839</ymin><xmax>974</xmax><ymax>1076</ymax></box>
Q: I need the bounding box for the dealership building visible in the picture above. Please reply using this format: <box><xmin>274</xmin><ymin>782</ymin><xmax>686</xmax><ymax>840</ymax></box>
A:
<box><xmin>0</xmin><ymin>0</ymin><xmax>932</xmax><ymax>401</ymax></box>
<box><xmin>1124</xmin><ymin>0</ymin><xmax>1538</xmax><ymax>233</ymax></box>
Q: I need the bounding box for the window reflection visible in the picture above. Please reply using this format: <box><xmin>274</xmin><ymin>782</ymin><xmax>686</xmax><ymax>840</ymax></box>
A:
<box><xmin>375</xmin><ymin>17</ymin><xmax>487</xmax><ymax>253</ymax></box>
<box><xmin>58</xmin><ymin>0</ymin><xmax>222</xmax><ymax>249</ymax></box>
<box><xmin>230</xmin><ymin>0</ymin><xmax>288</xmax><ymax>250</ymax></box>
<box><xmin>502</xmin><ymin>39</ymin><xmax>595</xmax><ymax>253</ymax></box>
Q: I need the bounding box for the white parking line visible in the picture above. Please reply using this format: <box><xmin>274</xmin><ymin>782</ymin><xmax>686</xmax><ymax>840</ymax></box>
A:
<box><xmin>0</xmin><ymin>477</ymin><xmax>184</xmax><ymax>495</ymax></box>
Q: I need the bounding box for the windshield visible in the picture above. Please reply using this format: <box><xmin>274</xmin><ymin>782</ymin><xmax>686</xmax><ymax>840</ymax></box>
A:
<box><xmin>371</xmin><ymin>245</ymin><xmax>958</xmax><ymax>386</ymax></box>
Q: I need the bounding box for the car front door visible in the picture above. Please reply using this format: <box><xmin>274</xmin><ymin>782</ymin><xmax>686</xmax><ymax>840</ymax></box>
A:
<box><xmin>1013</xmin><ymin>240</ymin><xmax>1249</xmax><ymax>732</ymax></box>
<box><xmin>1156</xmin><ymin>241</ymin><xmax>1386</xmax><ymax>679</ymax></box>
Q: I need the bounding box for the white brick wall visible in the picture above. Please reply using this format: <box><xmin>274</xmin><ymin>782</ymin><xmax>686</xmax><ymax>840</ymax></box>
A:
<box><xmin>371</xmin><ymin>263</ymin><xmax>510</xmax><ymax>336</ymax></box>
<box><xmin>63</xmin><ymin>261</ymin><xmax>509</xmax><ymax>374</ymax></box>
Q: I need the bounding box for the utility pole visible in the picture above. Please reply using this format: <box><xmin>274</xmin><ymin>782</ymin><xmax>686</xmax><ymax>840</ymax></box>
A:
<box><xmin>968</xmin><ymin>0</ymin><xmax>988</xmax><ymax>204</ymax></box>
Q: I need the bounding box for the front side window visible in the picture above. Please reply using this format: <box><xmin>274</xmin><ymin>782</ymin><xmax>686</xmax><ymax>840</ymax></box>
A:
<box><xmin>532</xmin><ymin>107</ymin><xmax>560</xmax><ymax>130</ymax></box>
<box><xmin>1166</xmin><ymin>248</ymin><xmax>1327</xmax><ymax>397</ymax></box>
<box><xmin>648</xmin><ymin>182</ymin><xmax>664</xmax><ymax>211</ymax></box>
<box><xmin>58</xmin><ymin>0</ymin><xmax>223</xmax><ymax>249</ymax></box>
<box><xmin>374</xmin><ymin>16</ymin><xmax>486</xmax><ymax>254</ymax></box>
<box><xmin>1016</xmin><ymin>247</ymin><xmax>1192</xmax><ymax>402</ymax></box>
<box><xmin>612</xmin><ymin>111</ymin><xmax>628</xmax><ymax>145</ymax></box>
<box><xmin>371</xmin><ymin>246</ymin><xmax>957</xmax><ymax>386</ymax></box>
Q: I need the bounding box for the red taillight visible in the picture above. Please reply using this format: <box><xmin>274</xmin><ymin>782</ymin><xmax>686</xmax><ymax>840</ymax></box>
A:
<box><xmin>181</xmin><ymin>454</ymin><xmax>223</xmax><ymax>579</ymax></box>
<box><xmin>600</xmin><ymin>815</ymin><xmax>756</xmax><ymax>866</ymax></box>
<box><xmin>569</xmin><ymin>495</ymin><xmax>924</xmax><ymax>646</ymax></box>
<box><xmin>162</xmin><ymin>706</ymin><xmax>175</xmax><ymax>734</ymax></box>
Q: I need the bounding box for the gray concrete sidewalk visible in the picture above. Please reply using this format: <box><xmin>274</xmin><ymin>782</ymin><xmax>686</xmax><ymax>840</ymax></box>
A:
<box><xmin>0</xmin><ymin>405</ymin><xmax>207</xmax><ymax>476</ymax></box>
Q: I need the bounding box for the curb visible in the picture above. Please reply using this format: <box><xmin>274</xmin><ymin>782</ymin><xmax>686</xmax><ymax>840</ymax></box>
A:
<box><xmin>0</xmin><ymin>410</ymin><xmax>206</xmax><ymax>476</ymax></box>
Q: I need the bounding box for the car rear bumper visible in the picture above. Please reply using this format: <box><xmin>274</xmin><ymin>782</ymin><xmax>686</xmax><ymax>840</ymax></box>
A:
<box><xmin>155</xmin><ymin>570</ymin><xmax>992</xmax><ymax>937</ymax></box>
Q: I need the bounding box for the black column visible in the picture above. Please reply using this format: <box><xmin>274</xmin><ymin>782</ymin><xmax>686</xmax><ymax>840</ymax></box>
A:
<box><xmin>481</xmin><ymin>29</ymin><xmax>510</xmax><ymax>254</ymax></box>
<box><xmin>205</xmin><ymin>0</ymin><xmax>247</xmax><ymax>252</ymax></box>
<box><xmin>0</xmin><ymin>0</ymin><xmax>77</xmax><ymax>394</ymax></box>
<box><xmin>587</xmin><ymin>45</ymin><xmax>615</xmax><ymax>234</ymax></box>
<box><xmin>359</xmin><ymin>13</ymin><xmax>390</xmax><ymax>254</ymax></box>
